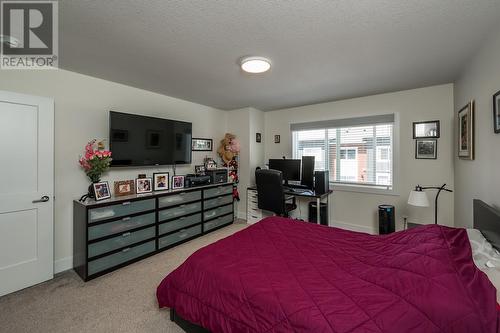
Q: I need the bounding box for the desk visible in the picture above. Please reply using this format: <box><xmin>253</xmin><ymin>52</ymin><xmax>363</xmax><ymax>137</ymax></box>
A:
<box><xmin>247</xmin><ymin>186</ymin><xmax>333</xmax><ymax>224</ymax></box>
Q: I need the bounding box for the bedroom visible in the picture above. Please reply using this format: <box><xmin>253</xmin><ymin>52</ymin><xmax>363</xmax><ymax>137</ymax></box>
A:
<box><xmin>0</xmin><ymin>1</ymin><xmax>500</xmax><ymax>332</ymax></box>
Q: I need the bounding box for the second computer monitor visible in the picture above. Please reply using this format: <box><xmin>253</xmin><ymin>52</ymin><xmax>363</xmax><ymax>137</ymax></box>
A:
<box><xmin>268</xmin><ymin>159</ymin><xmax>301</xmax><ymax>184</ymax></box>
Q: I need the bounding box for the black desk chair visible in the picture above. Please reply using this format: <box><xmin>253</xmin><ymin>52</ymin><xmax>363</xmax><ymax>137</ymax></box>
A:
<box><xmin>255</xmin><ymin>169</ymin><xmax>297</xmax><ymax>217</ymax></box>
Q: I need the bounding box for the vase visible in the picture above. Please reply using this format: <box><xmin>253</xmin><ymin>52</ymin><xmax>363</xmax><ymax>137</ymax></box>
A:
<box><xmin>87</xmin><ymin>183</ymin><xmax>96</xmax><ymax>200</ymax></box>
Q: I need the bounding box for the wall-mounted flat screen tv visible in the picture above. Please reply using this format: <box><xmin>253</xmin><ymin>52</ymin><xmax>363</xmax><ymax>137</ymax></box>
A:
<box><xmin>109</xmin><ymin>111</ymin><xmax>192</xmax><ymax>166</ymax></box>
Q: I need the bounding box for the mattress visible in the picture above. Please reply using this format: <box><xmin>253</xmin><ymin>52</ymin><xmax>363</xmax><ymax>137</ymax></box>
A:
<box><xmin>157</xmin><ymin>217</ymin><xmax>498</xmax><ymax>332</ymax></box>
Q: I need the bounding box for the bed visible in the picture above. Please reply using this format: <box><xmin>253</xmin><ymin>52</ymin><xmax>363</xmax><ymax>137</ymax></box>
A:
<box><xmin>157</xmin><ymin>200</ymin><xmax>500</xmax><ymax>332</ymax></box>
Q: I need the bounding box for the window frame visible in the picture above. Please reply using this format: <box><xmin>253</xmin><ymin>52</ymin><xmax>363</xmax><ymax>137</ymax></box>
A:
<box><xmin>291</xmin><ymin>114</ymin><xmax>399</xmax><ymax>196</ymax></box>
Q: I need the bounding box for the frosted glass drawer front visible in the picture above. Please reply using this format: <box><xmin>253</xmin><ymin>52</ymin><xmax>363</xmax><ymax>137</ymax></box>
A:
<box><xmin>158</xmin><ymin>225</ymin><xmax>202</xmax><ymax>249</ymax></box>
<box><xmin>88</xmin><ymin>212</ymin><xmax>155</xmax><ymax>241</ymax></box>
<box><xmin>204</xmin><ymin>204</ymin><xmax>233</xmax><ymax>221</ymax></box>
<box><xmin>204</xmin><ymin>185</ymin><xmax>232</xmax><ymax>199</ymax></box>
<box><xmin>204</xmin><ymin>194</ymin><xmax>233</xmax><ymax>210</ymax></box>
<box><xmin>159</xmin><ymin>213</ymin><xmax>201</xmax><ymax>235</ymax></box>
<box><xmin>88</xmin><ymin>240</ymin><xmax>155</xmax><ymax>276</ymax></box>
<box><xmin>158</xmin><ymin>191</ymin><xmax>201</xmax><ymax>208</ymax></box>
<box><xmin>204</xmin><ymin>214</ymin><xmax>233</xmax><ymax>231</ymax></box>
<box><xmin>88</xmin><ymin>226</ymin><xmax>156</xmax><ymax>258</ymax></box>
<box><xmin>88</xmin><ymin>199</ymin><xmax>155</xmax><ymax>223</ymax></box>
<box><xmin>159</xmin><ymin>202</ymin><xmax>202</xmax><ymax>221</ymax></box>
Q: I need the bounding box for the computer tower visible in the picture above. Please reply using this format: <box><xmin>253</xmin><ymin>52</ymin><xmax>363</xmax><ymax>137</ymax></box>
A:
<box><xmin>378</xmin><ymin>205</ymin><xmax>395</xmax><ymax>234</ymax></box>
<box><xmin>301</xmin><ymin>156</ymin><xmax>315</xmax><ymax>190</ymax></box>
<box><xmin>314</xmin><ymin>170</ymin><xmax>329</xmax><ymax>194</ymax></box>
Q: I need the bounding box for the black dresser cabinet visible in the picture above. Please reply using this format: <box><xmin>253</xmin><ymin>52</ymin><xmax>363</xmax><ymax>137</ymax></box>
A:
<box><xmin>73</xmin><ymin>183</ymin><xmax>234</xmax><ymax>281</ymax></box>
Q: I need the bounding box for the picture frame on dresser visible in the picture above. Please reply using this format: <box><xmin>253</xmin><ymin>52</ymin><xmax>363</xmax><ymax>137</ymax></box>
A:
<box><xmin>93</xmin><ymin>181</ymin><xmax>111</xmax><ymax>201</ymax></box>
<box><xmin>153</xmin><ymin>173</ymin><xmax>169</xmax><ymax>191</ymax></box>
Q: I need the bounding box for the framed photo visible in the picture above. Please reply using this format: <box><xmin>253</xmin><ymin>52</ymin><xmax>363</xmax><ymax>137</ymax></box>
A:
<box><xmin>204</xmin><ymin>157</ymin><xmax>217</xmax><ymax>170</ymax></box>
<box><xmin>458</xmin><ymin>100</ymin><xmax>475</xmax><ymax>160</ymax></box>
<box><xmin>153</xmin><ymin>173</ymin><xmax>169</xmax><ymax>191</ymax></box>
<box><xmin>194</xmin><ymin>165</ymin><xmax>206</xmax><ymax>175</ymax></box>
<box><xmin>415</xmin><ymin>139</ymin><xmax>437</xmax><ymax>159</ymax></box>
<box><xmin>494</xmin><ymin>90</ymin><xmax>500</xmax><ymax>134</ymax></box>
<box><xmin>256</xmin><ymin>133</ymin><xmax>261</xmax><ymax>143</ymax></box>
<box><xmin>136</xmin><ymin>177</ymin><xmax>152</xmax><ymax>194</ymax></box>
<box><xmin>114</xmin><ymin>180</ymin><xmax>135</xmax><ymax>197</ymax></box>
<box><xmin>172</xmin><ymin>175</ymin><xmax>185</xmax><ymax>189</ymax></box>
<box><xmin>192</xmin><ymin>138</ymin><xmax>213</xmax><ymax>151</ymax></box>
<box><xmin>274</xmin><ymin>135</ymin><xmax>280</xmax><ymax>143</ymax></box>
<box><xmin>413</xmin><ymin>120</ymin><xmax>440</xmax><ymax>138</ymax></box>
<box><xmin>93</xmin><ymin>181</ymin><xmax>111</xmax><ymax>201</ymax></box>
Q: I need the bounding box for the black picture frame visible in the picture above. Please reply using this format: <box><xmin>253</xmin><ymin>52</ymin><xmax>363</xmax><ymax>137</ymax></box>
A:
<box><xmin>274</xmin><ymin>135</ymin><xmax>280</xmax><ymax>143</ymax></box>
<box><xmin>191</xmin><ymin>138</ymin><xmax>213</xmax><ymax>151</ymax></box>
<box><xmin>413</xmin><ymin>120</ymin><xmax>440</xmax><ymax>138</ymax></box>
<box><xmin>136</xmin><ymin>177</ymin><xmax>153</xmax><ymax>194</ymax></box>
<box><xmin>172</xmin><ymin>175</ymin><xmax>185</xmax><ymax>189</ymax></box>
<box><xmin>494</xmin><ymin>90</ymin><xmax>500</xmax><ymax>134</ymax></box>
<box><xmin>153</xmin><ymin>172</ymin><xmax>169</xmax><ymax>191</ymax></box>
<box><xmin>415</xmin><ymin>139</ymin><xmax>437</xmax><ymax>159</ymax></box>
<box><xmin>93</xmin><ymin>181</ymin><xmax>111</xmax><ymax>201</ymax></box>
<box><xmin>256</xmin><ymin>133</ymin><xmax>262</xmax><ymax>143</ymax></box>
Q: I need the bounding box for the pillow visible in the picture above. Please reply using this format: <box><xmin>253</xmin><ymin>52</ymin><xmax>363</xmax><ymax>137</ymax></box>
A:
<box><xmin>467</xmin><ymin>228</ymin><xmax>500</xmax><ymax>302</ymax></box>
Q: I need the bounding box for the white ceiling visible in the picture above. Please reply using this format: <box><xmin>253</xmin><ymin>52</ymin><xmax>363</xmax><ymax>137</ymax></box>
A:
<box><xmin>60</xmin><ymin>0</ymin><xmax>500</xmax><ymax>111</ymax></box>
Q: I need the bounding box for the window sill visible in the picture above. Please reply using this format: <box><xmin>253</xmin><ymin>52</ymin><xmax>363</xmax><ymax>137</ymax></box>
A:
<box><xmin>331</xmin><ymin>183</ymin><xmax>399</xmax><ymax>196</ymax></box>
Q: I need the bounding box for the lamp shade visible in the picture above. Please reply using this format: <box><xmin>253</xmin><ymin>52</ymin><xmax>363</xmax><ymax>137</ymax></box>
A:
<box><xmin>408</xmin><ymin>190</ymin><xmax>430</xmax><ymax>207</ymax></box>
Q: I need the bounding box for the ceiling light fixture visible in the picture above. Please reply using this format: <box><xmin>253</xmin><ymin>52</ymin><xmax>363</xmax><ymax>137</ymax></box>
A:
<box><xmin>240</xmin><ymin>56</ymin><xmax>271</xmax><ymax>74</ymax></box>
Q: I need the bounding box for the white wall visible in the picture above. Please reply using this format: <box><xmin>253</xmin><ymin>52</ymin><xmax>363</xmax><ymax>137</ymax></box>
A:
<box><xmin>454</xmin><ymin>28</ymin><xmax>500</xmax><ymax>228</ymax></box>
<box><xmin>265</xmin><ymin>84</ymin><xmax>455</xmax><ymax>233</ymax></box>
<box><xmin>0</xmin><ymin>70</ymin><xmax>227</xmax><ymax>272</ymax></box>
<box><xmin>227</xmin><ymin>107</ymin><xmax>265</xmax><ymax>218</ymax></box>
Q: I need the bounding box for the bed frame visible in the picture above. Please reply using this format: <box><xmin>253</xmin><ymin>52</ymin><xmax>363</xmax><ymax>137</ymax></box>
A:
<box><xmin>473</xmin><ymin>199</ymin><xmax>500</xmax><ymax>250</ymax></box>
<box><xmin>169</xmin><ymin>199</ymin><xmax>500</xmax><ymax>333</ymax></box>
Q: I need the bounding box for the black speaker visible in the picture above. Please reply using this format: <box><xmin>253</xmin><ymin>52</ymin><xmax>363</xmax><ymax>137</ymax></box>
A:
<box><xmin>301</xmin><ymin>156</ymin><xmax>315</xmax><ymax>189</ymax></box>
<box><xmin>314</xmin><ymin>170</ymin><xmax>329</xmax><ymax>194</ymax></box>
<box><xmin>378</xmin><ymin>205</ymin><xmax>395</xmax><ymax>234</ymax></box>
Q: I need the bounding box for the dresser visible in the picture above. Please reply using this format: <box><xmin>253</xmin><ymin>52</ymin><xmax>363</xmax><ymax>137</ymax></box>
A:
<box><xmin>73</xmin><ymin>183</ymin><xmax>234</xmax><ymax>281</ymax></box>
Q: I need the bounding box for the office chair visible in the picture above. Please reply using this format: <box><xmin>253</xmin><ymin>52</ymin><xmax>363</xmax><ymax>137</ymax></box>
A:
<box><xmin>255</xmin><ymin>169</ymin><xmax>297</xmax><ymax>217</ymax></box>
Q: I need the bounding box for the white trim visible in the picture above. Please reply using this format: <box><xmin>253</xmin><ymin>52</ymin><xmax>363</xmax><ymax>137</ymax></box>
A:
<box><xmin>330</xmin><ymin>220</ymin><xmax>376</xmax><ymax>235</ymax></box>
<box><xmin>236</xmin><ymin>210</ymin><xmax>247</xmax><ymax>220</ymax></box>
<box><xmin>54</xmin><ymin>256</ymin><xmax>72</xmax><ymax>274</ymax></box>
<box><xmin>332</xmin><ymin>183</ymin><xmax>399</xmax><ymax>196</ymax></box>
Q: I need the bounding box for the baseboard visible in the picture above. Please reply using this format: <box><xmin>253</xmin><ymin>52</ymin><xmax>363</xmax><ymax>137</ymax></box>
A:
<box><xmin>234</xmin><ymin>210</ymin><xmax>246</xmax><ymax>220</ymax></box>
<box><xmin>331</xmin><ymin>220</ymin><xmax>376</xmax><ymax>234</ymax></box>
<box><xmin>54</xmin><ymin>256</ymin><xmax>73</xmax><ymax>274</ymax></box>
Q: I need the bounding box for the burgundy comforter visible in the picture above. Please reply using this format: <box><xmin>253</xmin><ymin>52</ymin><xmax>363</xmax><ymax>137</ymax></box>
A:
<box><xmin>157</xmin><ymin>217</ymin><xmax>499</xmax><ymax>333</ymax></box>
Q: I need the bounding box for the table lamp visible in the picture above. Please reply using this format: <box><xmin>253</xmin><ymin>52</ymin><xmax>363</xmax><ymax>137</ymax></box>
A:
<box><xmin>408</xmin><ymin>184</ymin><xmax>452</xmax><ymax>225</ymax></box>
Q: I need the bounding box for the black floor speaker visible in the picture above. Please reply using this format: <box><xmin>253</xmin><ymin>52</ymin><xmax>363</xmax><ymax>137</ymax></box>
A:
<box><xmin>314</xmin><ymin>170</ymin><xmax>329</xmax><ymax>194</ymax></box>
<box><xmin>301</xmin><ymin>156</ymin><xmax>315</xmax><ymax>189</ymax></box>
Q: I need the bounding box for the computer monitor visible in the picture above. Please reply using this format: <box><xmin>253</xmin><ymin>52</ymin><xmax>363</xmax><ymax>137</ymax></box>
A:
<box><xmin>268</xmin><ymin>159</ymin><xmax>301</xmax><ymax>185</ymax></box>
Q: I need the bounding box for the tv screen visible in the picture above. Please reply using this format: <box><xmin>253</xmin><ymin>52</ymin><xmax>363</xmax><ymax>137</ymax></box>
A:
<box><xmin>109</xmin><ymin>111</ymin><xmax>192</xmax><ymax>166</ymax></box>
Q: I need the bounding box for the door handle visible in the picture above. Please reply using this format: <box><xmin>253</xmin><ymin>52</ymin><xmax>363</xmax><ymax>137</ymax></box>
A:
<box><xmin>32</xmin><ymin>196</ymin><xmax>50</xmax><ymax>203</ymax></box>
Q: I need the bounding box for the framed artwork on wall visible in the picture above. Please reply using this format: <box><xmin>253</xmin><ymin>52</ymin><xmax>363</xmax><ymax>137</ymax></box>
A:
<box><xmin>256</xmin><ymin>133</ymin><xmax>261</xmax><ymax>143</ymax></box>
<box><xmin>274</xmin><ymin>135</ymin><xmax>280</xmax><ymax>143</ymax></box>
<box><xmin>458</xmin><ymin>100</ymin><xmax>475</xmax><ymax>160</ymax></box>
<box><xmin>413</xmin><ymin>120</ymin><xmax>440</xmax><ymax>138</ymax></box>
<box><xmin>192</xmin><ymin>138</ymin><xmax>213</xmax><ymax>151</ymax></box>
<box><xmin>415</xmin><ymin>139</ymin><xmax>437</xmax><ymax>159</ymax></box>
<box><xmin>494</xmin><ymin>90</ymin><xmax>500</xmax><ymax>134</ymax></box>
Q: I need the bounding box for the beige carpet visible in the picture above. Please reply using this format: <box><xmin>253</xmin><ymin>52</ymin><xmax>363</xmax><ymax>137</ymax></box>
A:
<box><xmin>0</xmin><ymin>221</ymin><xmax>247</xmax><ymax>333</ymax></box>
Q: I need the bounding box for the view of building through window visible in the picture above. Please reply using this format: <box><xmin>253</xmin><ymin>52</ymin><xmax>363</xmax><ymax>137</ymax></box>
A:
<box><xmin>292</xmin><ymin>124</ymin><xmax>393</xmax><ymax>188</ymax></box>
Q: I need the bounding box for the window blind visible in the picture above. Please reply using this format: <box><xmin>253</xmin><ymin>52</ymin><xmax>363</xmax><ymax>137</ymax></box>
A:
<box><xmin>291</xmin><ymin>115</ymin><xmax>394</xmax><ymax>189</ymax></box>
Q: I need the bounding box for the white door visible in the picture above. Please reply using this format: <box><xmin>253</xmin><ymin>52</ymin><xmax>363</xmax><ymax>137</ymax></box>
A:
<box><xmin>0</xmin><ymin>91</ymin><xmax>54</xmax><ymax>297</ymax></box>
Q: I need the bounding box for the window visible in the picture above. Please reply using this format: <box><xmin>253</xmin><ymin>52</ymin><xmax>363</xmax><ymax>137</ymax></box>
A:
<box><xmin>291</xmin><ymin>114</ymin><xmax>394</xmax><ymax>190</ymax></box>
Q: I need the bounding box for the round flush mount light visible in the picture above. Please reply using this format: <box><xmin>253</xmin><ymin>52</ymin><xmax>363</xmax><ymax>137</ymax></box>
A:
<box><xmin>240</xmin><ymin>56</ymin><xmax>271</xmax><ymax>74</ymax></box>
